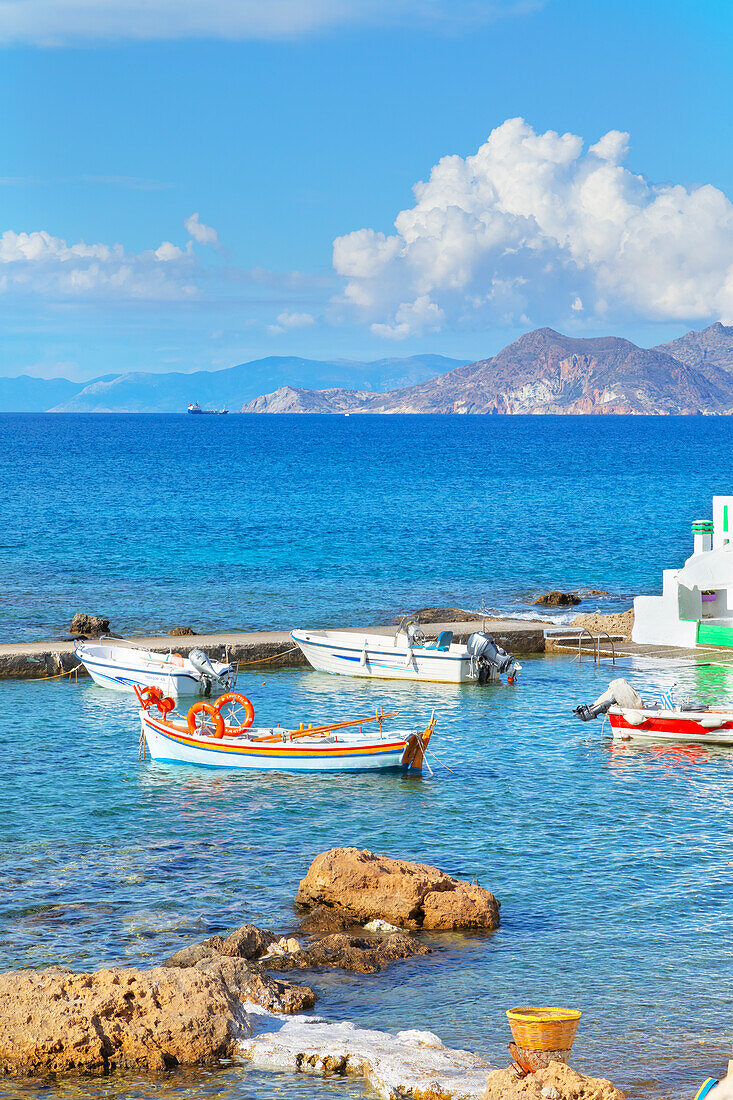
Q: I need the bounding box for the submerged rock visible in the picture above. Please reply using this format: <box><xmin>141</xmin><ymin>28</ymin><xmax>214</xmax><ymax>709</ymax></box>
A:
<box><xmin>482</xmin><ymin>1062</ymin><xmax>625</xmax><ymax>1099</ymax></box>
<box><xmin>0</xmin><ymin>957</ymin><xmax>315</xmax><ymax>1077</ymax></box>
<box><xmin>69</xmin><ymin>612</ymin><xmax>110</xmax><ymax>636</ymax></box>
<box><xmin>296</xmin><ymin>847</ymin><xmax>500</xmax><ymax>931</ymax></box>
<box><xmin>265</xmin><ymin>931</ymin><xmax>431</xmax><ymax>974</ymax></box>
<box><xmin>532</xmin><ymin>592</ymin><xmax>581</xmax><ymax>608</ymax></box>
<box><xmin>240</xmin><ymin>1005</ymin><xmax>495</xmax><ymax>1099</ymax></box>
<box><xmin>164</xmin><ymin>922</ymin><xmax>428</xmax><ymax>976</ymax></box>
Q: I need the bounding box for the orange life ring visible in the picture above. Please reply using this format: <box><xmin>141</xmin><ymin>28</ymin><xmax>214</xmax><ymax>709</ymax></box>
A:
<box><xmin>187</xmin><ymin>701</ymin><xmax>225</xmax><ymax>739</ymax></box>
<box><xmin>214</xmin><ymin>692</ymin><xmax>255</xmax><ymax>735</ymax></box>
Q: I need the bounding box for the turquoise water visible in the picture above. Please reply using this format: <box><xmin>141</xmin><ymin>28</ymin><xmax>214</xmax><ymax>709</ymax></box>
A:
<box><xmin>3</xmin><ymin>413</ymin><xmax>733</xmax><ymax>1100</ymax></box>
<box><xmin>0</xmin><ymin>413</ymin><xmax>729</xmax><ymax>641</ymax></box>
<box><xmin>3</xmin><ymin>655</ymin><xmax>733</xmax><ymax>1099</ymax></box>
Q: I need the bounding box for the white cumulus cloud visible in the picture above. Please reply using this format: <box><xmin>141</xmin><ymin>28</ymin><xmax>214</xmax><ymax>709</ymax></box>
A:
<box><xmin>184</xmin><ymin>212</ymin><xmax>219</xmax><ymax>247</ymax></box>
<box><xmin>276</xmin><ymin>311</ymin><xmax>316</xmax><ymax>328</ymax></box>
<box><xmin>0</xmin><ymin>0</ymin><xmax>541</xmax><ymax>46</ymax></box>
<box><xmin>332</xmin><ymin>117</ymin><xmax>733</xmax><ymax>336</ymax></box>
<box><xmin>0</xmin><ymin>228</ymin><xmax>198</xmax><ymax>299</ymax></box>
<box><xmin>371</xmin><ymin>295</ymin><xmax>445</xmax><ymax>340</ymax></box>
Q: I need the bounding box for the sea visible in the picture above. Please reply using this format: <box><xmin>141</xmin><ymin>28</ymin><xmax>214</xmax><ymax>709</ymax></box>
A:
<box><xmin>1</xmin><ymin>413</ymin><xmax>732</xmax><ymax>1100</ymax></box>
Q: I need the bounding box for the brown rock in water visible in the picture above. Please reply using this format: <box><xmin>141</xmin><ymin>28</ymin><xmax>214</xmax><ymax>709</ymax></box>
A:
<box><xmin>219</xmin><ymin>925</ymin><xmax>278</xmax><ymax>960</ymax></box>
<box><xmin>533</xmin><ymin>592</ymin><xmax>581</xmax><ymax>607</ymax></box>
<box><xmin>296</xmin><ymin>848</ymin><xmax>500</xmax><ymax>931</ymax></box>
<box><xmin>392</xmin><ymin>607</ymin><xmax>482</xmax><ymax>624</ymax></box>
<box><xmin>164</xmin><ymin>926</ymin><xmax>277</xmax><ymax>967</ymax></box>
<box><xmin>69</xmin><ymin>612</ymin><xmax>110</xmax><ymax>636</ymax></box>
<box><xmin>0</xmin><ymin>957</ymin><xmax>315</xmax><ymax>1077</ymax></box>
<box><xmin>265</xmin><ymin>931</ymin><xmax>431</xmax><ymax>974</ymax></box>
<box><xmin>163</xmin><ymin>935</ymin><xmax>225</xmax><ymax>968</ymax></box>
<box><xmin>165</xmin><ymin>922</ymin><xmax>429</xmax><ymax>976</ymax></box>
<box><xmin>483</xmin><ymin>1061</ymin><xmax>625</xmax><ymax>1099</ymax></box>
<box><xmin>168</xmin><ymin>626</ymin><xmax>196</xmax><ymax>636</ymax></box>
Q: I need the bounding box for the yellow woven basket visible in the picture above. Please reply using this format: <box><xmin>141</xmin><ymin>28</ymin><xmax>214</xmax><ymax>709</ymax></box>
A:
<box><xmin>506</xmin><ymin>1006</ymin><xmax>581</xmax><ymax>1052</ymax></box>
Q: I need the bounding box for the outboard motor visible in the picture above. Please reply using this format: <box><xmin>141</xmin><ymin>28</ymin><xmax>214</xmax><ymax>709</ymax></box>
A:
<box><xmin>188</xmin><ymin>648</ymin><xmax>236</xmax><ymax>697</ymax></box>
<box><xmin>466</xmin><ymin>632</ymin><xmax>522</xmax><ymax>684</ymax></box>
<box><xmin>574</xmin><ymin>678</ymin><xmax>644</xmax><ymax>721</ymax></box>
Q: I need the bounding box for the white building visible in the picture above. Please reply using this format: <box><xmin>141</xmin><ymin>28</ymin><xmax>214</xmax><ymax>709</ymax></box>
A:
<box><xmin>633</xmin><ymin>495</ymin><xmax>733</xmax><ymax>648</ymax></box>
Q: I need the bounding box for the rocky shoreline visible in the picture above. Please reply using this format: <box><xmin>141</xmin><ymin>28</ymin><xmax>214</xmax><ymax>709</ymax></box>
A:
<box><xmin>0</xmin><ymin>848</ymin><xmax>623</xmax><ymax>1099</ymax></box>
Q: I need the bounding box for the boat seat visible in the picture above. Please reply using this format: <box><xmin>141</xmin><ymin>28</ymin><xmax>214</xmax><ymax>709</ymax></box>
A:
<box><xmin>423</xmin><ymin>630</ymin><xmax>453</xmax><ymax>651</ymax></box>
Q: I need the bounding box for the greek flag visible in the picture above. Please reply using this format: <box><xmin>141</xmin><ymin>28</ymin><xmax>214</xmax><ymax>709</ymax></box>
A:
<box><xmin>659</xmin><ymin>685</ymin><xmax>676</xmax><ymax>711</ymax></box>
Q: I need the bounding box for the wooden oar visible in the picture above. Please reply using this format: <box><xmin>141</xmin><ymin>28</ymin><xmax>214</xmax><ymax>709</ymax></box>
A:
<box><xmin>248</xmin><ymin>711</ymin><xmax>398</xmax><ymax>742</ymax></box>
<box><xmin>289</xmin><ymin>711</ymin><xmax>399</xmax><ymax>739</ymax></box>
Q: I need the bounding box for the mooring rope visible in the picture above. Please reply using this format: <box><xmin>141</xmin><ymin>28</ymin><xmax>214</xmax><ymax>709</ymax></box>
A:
<box><xmin>234</xmin><ymin>645</ymin><xmax>300</xmax><ymax>668</ymax></box>
<box><xmin>22</xmin><ymin>662</ymin><xmax>84</xmax><ymax>683</ymax></box>
<box><xmin>425</xmin><ymin>747</ymin><xmax>453</xmax><ymax>773</ymax></box>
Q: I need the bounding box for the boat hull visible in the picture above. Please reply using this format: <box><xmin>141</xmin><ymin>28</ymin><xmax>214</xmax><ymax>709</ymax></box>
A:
<box><xmin>75</xmin><ymin>643</ymin><xmax>230</xmax><ymax>697</ymax></box>
<box><xmin>83</xmin><ymin>657</ymin><xmax>204</xmax><ymax>696</ymax></box>
<box><xmin>141</xmin><ymin>712</ymin><xmax>415</xmax><ymax>772</ymax></box>
<box><xmin>609</xmin><ymin>708</ymin><xmax>733</xmax><ymax>745</ymax></box>
<box><xmin>291</xmin><ymin>630</ymin><xmax>472</xmax><ymax>684</ymax></box>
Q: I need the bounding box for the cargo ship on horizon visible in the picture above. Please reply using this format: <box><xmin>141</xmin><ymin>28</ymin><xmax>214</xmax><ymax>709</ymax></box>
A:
<box><xmin>187</xmin><ymin>402</ymin><xmax>228</xmax><ymax>415</ymax></box>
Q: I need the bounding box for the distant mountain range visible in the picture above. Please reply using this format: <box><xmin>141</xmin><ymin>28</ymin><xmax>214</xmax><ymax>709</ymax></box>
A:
<box><xmin>0</xmin><ymin>355</ymin><xmax>462</xmax><ymax>413</ymax></box>
<box><xmin>241</xmin><ymin>323</ymin><xmax>733</xmax><ymax>415</ymax></box>
<box><xmin>3</xmin><ymin>323</ymin><xmax>733</xmax><ymax>414</ymax></box>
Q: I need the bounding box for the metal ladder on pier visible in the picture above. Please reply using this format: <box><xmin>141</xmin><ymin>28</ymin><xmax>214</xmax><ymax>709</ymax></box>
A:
<box><xmin>545</xmin><ymin>628</ymin><xmax>617</xmax><ymax>666</ymax></box>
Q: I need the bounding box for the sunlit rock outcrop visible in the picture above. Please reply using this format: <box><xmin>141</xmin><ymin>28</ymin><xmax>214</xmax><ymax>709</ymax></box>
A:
<box><xmin>482</xmin><ymin>1061</ymin><xmax>625</xmax><ymax>1099</ymax></box>
<box><xmin>296</xmin><ymin>847</ymin><xmax>500</xmax><ymax>931</ymax></box>
<box><xmin>0</xmin><ymin>957</ymin><xmax>314</xmax><ymax>1076</ymax></box>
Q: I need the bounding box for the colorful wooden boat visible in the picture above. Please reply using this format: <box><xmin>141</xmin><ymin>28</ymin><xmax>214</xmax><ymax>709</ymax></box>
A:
<box><xmin>136</xmin><ymin>687</ymin><xmax>436</xmax><ymax>773</ymax></box>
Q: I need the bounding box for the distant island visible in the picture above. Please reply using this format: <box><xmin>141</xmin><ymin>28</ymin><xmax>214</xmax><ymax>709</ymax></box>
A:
<box><xmin>241</xmin><ymin>323</ymin><xmax>733</xmax><ymax>415</ymax></box>
<box><xmin>3</xmin><ymin>323</ymin><xmax>733</xmax><ymax>414</ymax></box>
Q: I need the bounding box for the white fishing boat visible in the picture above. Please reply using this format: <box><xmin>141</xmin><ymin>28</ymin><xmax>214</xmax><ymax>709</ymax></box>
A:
<box><xmin>137</xmin><ymin>688</ymin><xmax>435</xmax><ymax>773</ymax></box>
<box><xmin>75</xmin><ymin>637</ymin><xmax>236</xmax><ymax>697</ymax></box>
<box><xmin>574</xmin><ymin>677</ymin><xmax>733</xmax><ymax>745</ymax></box>
<box><xmin>291</xmin><ymin>620</ymin><xmax>521</xmax><ymax>684</ymax></box>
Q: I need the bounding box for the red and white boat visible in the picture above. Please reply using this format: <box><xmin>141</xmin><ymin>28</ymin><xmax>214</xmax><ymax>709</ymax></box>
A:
<box><xmin>608</xmin><ymin>705</ymin><xmax>733</xmax><ymax>744</ymax></box>
<box><xmin>135</xmin><ymin>686</ymin><xmax>436</xmax><ymax>773</ymax></box>
<box><xmin>574</xmin><ymin>677</ymin><xmax>733</xmax><ymax>745</ymax></box>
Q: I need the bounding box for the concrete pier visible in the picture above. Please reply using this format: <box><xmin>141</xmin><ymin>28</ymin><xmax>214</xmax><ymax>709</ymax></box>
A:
<box><xmin>0</xmin><ymin>618</ymin><xmax>547</xmax><ymax>680</ymax></box>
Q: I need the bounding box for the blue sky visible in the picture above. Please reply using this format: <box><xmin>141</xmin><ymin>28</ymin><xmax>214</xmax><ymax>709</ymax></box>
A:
<box><xmin>1</xmin><ymin>0</ymin><xmax>732</xmax><ymax>380</ymax></box>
